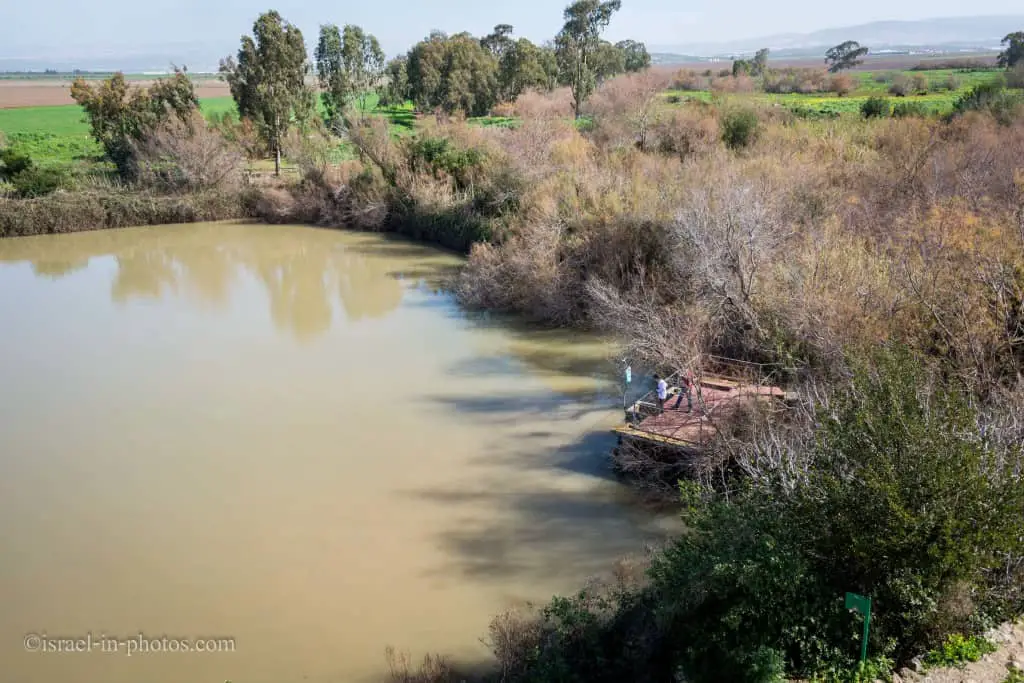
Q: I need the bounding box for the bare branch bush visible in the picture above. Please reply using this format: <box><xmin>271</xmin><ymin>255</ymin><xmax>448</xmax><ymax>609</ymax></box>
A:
<box><xmin>384</xmin><ymin>646</ymin><xmax>458</xmax><ymax>683</ymax></box>
<box><xmin>586</xmin><ymin>70</ymin><xmax>675</xmax><ymax>151</ymax></box>
<box><xmin>511</xmin><ymin>87</ymin><xmax>575</xmax><ymax>119</ymax></box>
<box><xmin>131</xmin><ymin>111</ymin><xmax>244</xmax><ymax>192</ymax></box>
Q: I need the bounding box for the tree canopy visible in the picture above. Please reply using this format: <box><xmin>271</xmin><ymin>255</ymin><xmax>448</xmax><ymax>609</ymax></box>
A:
<box><xmin>825</xmin><ymin>40</ymin><xmax>868</xmax><ymax>73</ymax></box>
<box><xmin>616</xmin><ymin>39</ymin><xmax>651</xmax><ymax>72</ymax></box>
<box><xmin>220</xmin><ymin>10</ymin><xmax>313</xmax><ymax>175</ymax></box>
<box><xmin>70</xmin><ymin>69</ymin><xmax>198</xmax><ymax>179</ymax></box>
<box><xmin>315</xmin><ymin>24</ymin><xmax>386</xmax><ymax>122</ymax></box>
<box><xmin>406</xmin><ymin>31</ymin><xmax>499</xmax><ymax>116</ymax></box>
<box><xmin>379</xmin><ymin>56</ymin><xmax>410</xmax><ymax>108</ymax></box>
<box><xmin>555</xmin><ymin>0</ymin><xmax>623</xmax><ymax>117</ymax></box>
<box><xmin>499</xmin><ymin>37</ymin><xmax>559</xmax><ymax>101</ymax></box>
<box><xmin>998</xmin><ymin>31</ymin><xmax>1024</xmax><ymax>69</ymax></box>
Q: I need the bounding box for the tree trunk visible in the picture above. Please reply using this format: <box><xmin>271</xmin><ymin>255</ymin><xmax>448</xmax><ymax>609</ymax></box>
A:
<box><xmin>273</xmin><ymin>115</ymin><xmax>282</xmax><ymax>177</ymax></box>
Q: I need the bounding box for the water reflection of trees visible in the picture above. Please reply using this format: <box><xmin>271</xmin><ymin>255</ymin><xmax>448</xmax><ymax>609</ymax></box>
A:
<box><xmin>0</xmin><ymin>223</ymin><xmax>455</xmax><ymax>341</ymax></box>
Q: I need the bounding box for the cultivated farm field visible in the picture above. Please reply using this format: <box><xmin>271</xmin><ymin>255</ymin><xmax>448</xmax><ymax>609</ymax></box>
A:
<box><xmin>0</xmin><ymin>63</ymin><xmax>1014</xmax><ymax>174</ymax></box>
<box><xmin>0</xmin><ymin>75</ymin><xmax>229</xmax><ymax>108</ymax></box>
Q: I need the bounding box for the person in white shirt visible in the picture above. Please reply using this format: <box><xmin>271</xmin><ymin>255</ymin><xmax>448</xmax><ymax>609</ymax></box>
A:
<box><xmin>654</xmin><ymin>374</ymin><xmax>668</xmax><ymax>414</ymax></box>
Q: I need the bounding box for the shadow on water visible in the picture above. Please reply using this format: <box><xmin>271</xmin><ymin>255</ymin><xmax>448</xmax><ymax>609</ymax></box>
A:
<box><xmin>404</xmin><ymin>429</ymin><xmax>669</xmax><ymax>587</ymax></box>
<box><xmin>411</xmin><ymin>336</ymin><xmax>673</xmax><ymax>588</ymax></box>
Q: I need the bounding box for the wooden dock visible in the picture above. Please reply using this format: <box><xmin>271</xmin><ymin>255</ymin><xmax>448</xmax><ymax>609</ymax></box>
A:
<box><xmin>614</xmin><ymin>374</ymin><xmax>792</xmax><ymax>451</ymax></box>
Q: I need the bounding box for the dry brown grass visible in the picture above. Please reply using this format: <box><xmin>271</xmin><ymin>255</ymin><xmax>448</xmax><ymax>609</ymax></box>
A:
<box><xmin>449</xmin><ymin>97</ymin><xmax>1024</xmax><ymax>391</ymax></box>
<box><xmin>384</xmin><ymin>646</ymin><xmax>460</xmax><ymax>683</ymax></box>
<box><xmin>510</xmin><ymin>87</ymin><xmax>575</xmax><ymax>119</ymax></box>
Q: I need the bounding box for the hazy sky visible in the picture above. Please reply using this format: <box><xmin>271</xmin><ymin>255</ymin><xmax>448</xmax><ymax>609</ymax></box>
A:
<box><xmin>4</xmin><ymin>0</ymin><xmax>1024</xmax><ymax>58</ymax></box>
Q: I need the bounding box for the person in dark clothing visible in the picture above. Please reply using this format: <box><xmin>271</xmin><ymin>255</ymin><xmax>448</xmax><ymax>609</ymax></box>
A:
<box><xmin>673</xmin><ymin>369</ymin><xmax>693</xmax><ymax>413</ymax></box>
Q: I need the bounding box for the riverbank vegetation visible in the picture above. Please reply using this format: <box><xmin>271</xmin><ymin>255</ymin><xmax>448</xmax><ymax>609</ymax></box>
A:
<box><xmin>4</xmin><ymin>3</ymin><xmax>1024</xmax><ymax>680</ymax></box>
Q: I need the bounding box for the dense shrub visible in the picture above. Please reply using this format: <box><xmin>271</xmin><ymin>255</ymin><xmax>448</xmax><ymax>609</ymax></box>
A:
<box><xmin>0</xmin><ymin>149</ymin><xmax>71</xmax><ymax>198</ymax></box>
<box><xmin>943</xmin><ymin>74</ymin><xmax>963</xmax><ymax>91</ymax></box>
<box><xmin>0</xmin><ymin>147</ymin><xmax>33</xmax><ymax>179</ymax></box>
<box><xmin>652</xmin><ymin>106</ymin><xmax>719</xmax><ymax>159</ymax></box>
<box><xmin>487</xmin><ymin>349</ymin><xmax>1024</xmax><ymax>683</ymax></box>
<box><xmin>10</xmin><ymin>166</ymin><xmax>70</xmax><ymax>198</ymax></box>
<box><xmin>923</xmin><ymin>634</ymin><xmax>997</xmax><ymax>668</ymax></box>
<box><xmin>911</xmin><ymin>59</ymin><xmax>995</xmax><ymax>71</ymax></box>
<box><xmin>953</xmin><ymin>80</ymin><xmax>1023</xmax><ymax>124</ymax></box>
<box><xmin>1007</xmin><ymin>64</ymin><xmax>1024</xmax><ymax>89</ymax></box>
<box><xmin>672</xmin><ymin>69</ymin><xmax>708</xmax><ymax>92</ymax></box>
<box><xmin>762</xmin><ymin>68</ymin><xmax>831</xmax><ymax>94</ymax></box>
<box><xmin>889</xmin><ymin>74</ymin><xmax>912</xmax><ymax>96</ymax></box>
<box><xmin>861</xmin><ymin>96</ymin><xmax>891</xmax><ymax>118</ymax></box>
<box><xmin>710</xmin><ymin>74</ymin><xmax>756</xmax><ymax>93</ymax></box>
<box><xmin>721</xmin><ymin>109</ymin><xmax>759</xmax><ymax>149</ymax></box>
<box><xmin>829</xmin><ymin>73</ymin><xmax>855</xmax><ymax>96</ymax></box>
<box><xmin>892</xmin><ymin>101</ymin><xmax>929</xmax><ymax>118</ymax></box>
<box><xmin>407</xmin><ymin>136</ymin><xmax>486</xmax><ymax>190</ymax></box>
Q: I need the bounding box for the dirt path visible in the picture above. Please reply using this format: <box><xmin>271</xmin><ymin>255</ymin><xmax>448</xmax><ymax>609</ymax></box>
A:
<box><xmin>896</xmin><ymin>622</ymin><xmax>1024</xmax><ymax>683</ymax></box>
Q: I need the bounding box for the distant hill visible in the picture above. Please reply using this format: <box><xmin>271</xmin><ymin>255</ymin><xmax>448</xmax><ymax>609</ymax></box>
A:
<box><xmin>0</xmin><ymin>43</ymin><xmax>224</xmax><ymax>74</ymax></box>
<box><xmin>3</xmin><ymin>14</ymin><xmax>1022</xmax><ymax>73</ymax></box>
<box><xmin>650</xmin><ymin>15</ymin><xmax>1024</xmax><ymax>62</ymax></box>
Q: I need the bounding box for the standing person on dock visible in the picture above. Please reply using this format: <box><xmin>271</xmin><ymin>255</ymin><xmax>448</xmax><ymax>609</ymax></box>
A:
<box><xmin>673</xmin><ymin>368</ymin><xmax>694</xmax><ymax>413</ymax></box>
<box><xmin>654</xmin><ymin>374</ymin><xmax>668</xmax><ymax>414</ymax></box>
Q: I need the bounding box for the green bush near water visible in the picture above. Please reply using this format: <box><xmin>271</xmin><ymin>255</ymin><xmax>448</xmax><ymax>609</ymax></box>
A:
<box><xmin>498</xmin><ymin>348</ymin><xmax>1024</xmax><ymax>683</ymax></box>
<box><xmin>0</xmin><ymin>147</ymin><xmax>71</xmax><ymax>197</ymax></box>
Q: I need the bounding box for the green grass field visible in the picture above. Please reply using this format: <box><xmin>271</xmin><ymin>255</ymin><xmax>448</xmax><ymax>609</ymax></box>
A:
<box><xmin>0</xmin><ymin>97</ymin><xmax>238</xmax><ymax>167</ymax></box>
<box><xmin>663</xmin><ymin>68</ymin><xmax>1010</xmax><ymax>118</ymax></box>
<box><xmin>853</xmin><ymin>68</ymin><xmax>1001</xmax><ymax>93</ymax></box>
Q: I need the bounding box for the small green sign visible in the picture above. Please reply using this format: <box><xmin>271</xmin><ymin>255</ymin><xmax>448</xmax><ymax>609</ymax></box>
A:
<box><xmin>845</xmin><ymin>592</ymin><xmax>872</xmax><ymax>664</ymax></box>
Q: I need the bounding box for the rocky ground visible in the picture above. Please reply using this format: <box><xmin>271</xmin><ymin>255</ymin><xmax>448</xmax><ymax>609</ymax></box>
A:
<box><xmin>894</xmin><ymin>621</ymin><xmax>1024</xmax><ymax>683</ymax></box>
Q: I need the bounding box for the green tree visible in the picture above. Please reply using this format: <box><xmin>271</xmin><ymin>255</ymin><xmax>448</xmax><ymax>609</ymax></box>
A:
<box><xmin>379</xmin><ymin>56</ymin><xmax>409</xmax><ymax>107</ymax></box>
<box><xmin>616</xmin><ymin>39</ymin><xmax>651</xmax><ymax>72</ymax></box>
<box><xmin>314</xmin><ymin>24</ymin><xmax>344</xmax><ymax>119</ymax></box>
<box><xmin>406</xmin><ymin>32</ymin><xmax>498</xmax><ymax>116</ymax></box>
<box><xmin>555</xmin><ymin>0</ymin><xmax>622</xmax><ymax>117</ymax></box>
<box><xmin>590</xmin><ymin>40</ymin><xmax>626</xmax><ymax>83</ymax></box>
<box><xmin>732</xmin><ymin>58</ymin><xmax>751</xmax><ymax>77</ymax></box>
<box><xmin>70</xmin><ymin>69</ymin><xmax>198</xmax><ymax>179</ymax></box>
<box><xmin>220</xmin><ymin>11</ymin><xmax>313</xmax><ymax>176</ymax></box>
<box><xmin>825</xmin><ymin>40</ymin><xmax>869</xmax><ymax>73</ymax></box>
<box><xmin>441</xmin><ymin>33</ymin><xmax>500</xmax><ymax>116</ymax></box>
<box><xmin>499</xmin><ymin>37</ymin><xmax>558</xmax><ymax>101</ymax></box>
<box><xmin>751</xmin><ymin>47</ymin><xmax>769</xmax><ymax>76</ymax></box>
<box><xmin>315</xmin><ymin>24</ymin><xmax>385</xmax><ymax>120</ymax></box>
<box><xmin>481</xmin><ymin>24</ymin><xmax>515</xmax><ymax>60</ymax></box>
<box><xmin>998</xmin><ymin>31</ymin><xmax>1024</xmax><ymax>69</ymax></box>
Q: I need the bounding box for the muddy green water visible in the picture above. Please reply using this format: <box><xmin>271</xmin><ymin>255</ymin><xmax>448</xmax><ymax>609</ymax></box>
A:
<box><xmin>0</xmin><ymin>222</ymin><xmax>674</xmax><ymax>683</ymax></box>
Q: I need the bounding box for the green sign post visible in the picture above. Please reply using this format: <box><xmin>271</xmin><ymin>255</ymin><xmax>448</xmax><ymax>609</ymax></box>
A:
<box><xmin>845</xmin><ymin>592</ymin><xmax>872</xmax><ymax>664</ymax></box>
